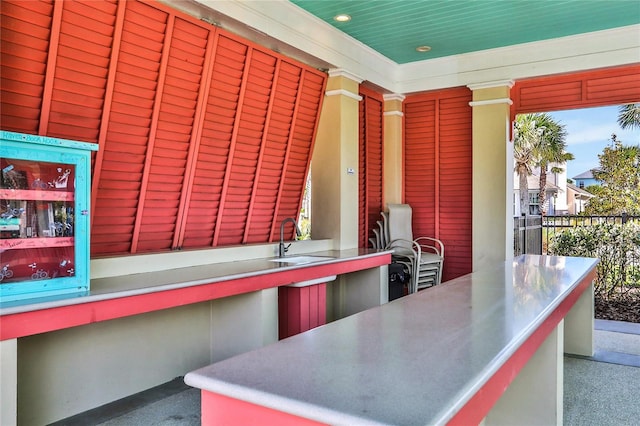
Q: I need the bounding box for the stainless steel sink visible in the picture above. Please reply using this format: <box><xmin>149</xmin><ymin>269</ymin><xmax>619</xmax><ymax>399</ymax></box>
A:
<box><xmin>268</xmin><ymin>255</ymin><xmax>335</xmax><ymax>265</ymax></box>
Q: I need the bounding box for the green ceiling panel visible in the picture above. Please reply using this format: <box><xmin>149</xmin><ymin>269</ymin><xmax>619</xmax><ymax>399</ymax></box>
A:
<box><xmin>290</xmin><ymin>0</ymin><xmax>640</xmax><ymax>64</ymax></box>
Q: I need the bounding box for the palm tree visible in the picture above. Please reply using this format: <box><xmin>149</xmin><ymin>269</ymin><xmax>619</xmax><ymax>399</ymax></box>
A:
<box><xmin>514</xmin><ymin>113</ymin><xmax>572</xmax><ymax>217</ymax></box>
<box><xmin>514</xmin><ymin>114</ymin><xmax>540</xmax><ymax>217</ymax></box>
<box><xmin>617</xmin><ymin>103</ymin><xmax>640</xmax><ymax>130</ymax></box>
<box><xmin>532</xmin><ymin>115</ymin><xmax>572</xmax><ymax>215</ymax></box>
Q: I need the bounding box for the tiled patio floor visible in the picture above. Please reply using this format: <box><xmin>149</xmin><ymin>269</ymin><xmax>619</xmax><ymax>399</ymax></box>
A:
<box><xmin>53</xmin><ymin>320</ymin><xmax>640</xmax><ymax>426</ymax></box>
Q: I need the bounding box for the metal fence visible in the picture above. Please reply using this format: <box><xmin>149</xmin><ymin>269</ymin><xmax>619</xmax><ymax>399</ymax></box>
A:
<box><xmin>540</xmin><ymin>214</ymin><xmax>640</xmax><ymax>299</ymax></box>
<box><xmin>542</xmin><ymin>215</ymin><xmax>640</xmax><ymax>254</ymax></box>
<box><xmin>514</xmin><ymin>214</ymin><xmax>640</xmax><ymax>256</ymax></box>
<box><xmin>514</xmin><ymin>215</ymin><xmax>542</xmax><ymax>256</ymax></box>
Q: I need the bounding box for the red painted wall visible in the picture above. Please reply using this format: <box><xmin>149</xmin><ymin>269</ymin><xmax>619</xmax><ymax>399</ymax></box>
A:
<box><xmin>404</xmin><ymin>88</ymin><xmax>473</xmax><ymax>281</ymax></box>
<box><xmin>512</xmin><ymin>65</ymin><xmax>640</xmax><ymax>115</ymax></box>
<box><xmin>358</xmin><ymin>87</ymin><xmax>384</xmax><ymax>248</ymax></box>
<box><xmin>0</xmin><ymin>0</ymin><xmax>327</xmax><ymax>256</ymax></box>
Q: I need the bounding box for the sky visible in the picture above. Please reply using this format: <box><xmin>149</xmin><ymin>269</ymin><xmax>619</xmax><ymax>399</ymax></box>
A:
<box><xmin>548</xmin><ymin>105</ymin><xmax>640</xmax><ymax>181</ymax></box>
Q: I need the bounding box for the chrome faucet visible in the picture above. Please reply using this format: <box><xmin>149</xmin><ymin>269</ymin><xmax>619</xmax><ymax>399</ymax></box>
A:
<box><xmin>279</xmin><ymin>217</ymin><xmax>301</xmax><ymax>257</ymax></box>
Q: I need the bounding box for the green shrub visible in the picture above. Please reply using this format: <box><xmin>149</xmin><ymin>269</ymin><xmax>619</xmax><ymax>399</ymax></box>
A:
<box><xmin>548</xmin><ymin>222</ymin><xmax>640</xmax><ymax>300</ymax></box>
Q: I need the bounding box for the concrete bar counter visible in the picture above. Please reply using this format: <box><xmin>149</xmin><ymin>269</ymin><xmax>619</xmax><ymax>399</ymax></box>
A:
<box><xmin>1</xmin><ymin>247</ymin><xmax>391</xmax><ymax>425</ymax></box>
<box><xmin>185</xmin><ymin>254</ymin><xmax>598</xmax><ymax>425</ymax></box>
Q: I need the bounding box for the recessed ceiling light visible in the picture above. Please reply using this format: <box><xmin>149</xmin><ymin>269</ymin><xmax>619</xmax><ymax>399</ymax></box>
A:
<box><xmin>416</xmin><ymin>45</ymin><xmax>432</xmax><ymax>53</ymax></box>
<box><xmin>334</xmin><ymin>14</ymin><xmax>351</xmax><ymax>22</ymax></box>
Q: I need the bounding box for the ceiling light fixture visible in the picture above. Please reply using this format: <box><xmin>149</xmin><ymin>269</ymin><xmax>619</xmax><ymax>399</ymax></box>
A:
<box><xmin>334</xmin><ymin>14</ymin><xmax>351</xmax><ymax>22</ymax></box>
<box><xmin>416</xmin><ymin>45</ymin><xmax>432</xmax><ymax>52</ymax></box>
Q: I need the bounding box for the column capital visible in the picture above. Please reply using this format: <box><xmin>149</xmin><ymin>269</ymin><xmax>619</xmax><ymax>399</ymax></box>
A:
<box><xmin>383</xmin><ymin>93</ymin><xmax>406</xmax><ymax>102</ymax></box>
<box><xmin>467</xmin><ymin>80</ymin><xmax>514</xmax><ymax>91</ymax></box>
<box><xmin>328</xmin><ymin>68</ymin><xmax>364</xmax><ymax>83</ymax></box>
<box><xmin>325</xmin><ymin>89</ymin><xmax>363</xmax><ymax>101</ymax></box>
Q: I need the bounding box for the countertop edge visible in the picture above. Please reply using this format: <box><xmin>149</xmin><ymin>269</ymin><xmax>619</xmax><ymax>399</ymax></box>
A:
<box><xmin>0</xmin><ymin>249</ymin><xmax>392</xmax><ymax>316</ymax></box>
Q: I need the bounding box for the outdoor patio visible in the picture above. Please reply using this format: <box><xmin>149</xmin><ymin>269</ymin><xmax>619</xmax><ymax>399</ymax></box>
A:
<box><xmin>53</xmin><ymin>319</ymin><xmax>640</xmax><ymax>426</ymax></box>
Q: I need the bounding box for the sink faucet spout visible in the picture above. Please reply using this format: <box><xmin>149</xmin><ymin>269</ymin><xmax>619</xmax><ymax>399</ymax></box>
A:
<box><xmin>279</xmin><ymin>218</ymin><xmax>301</xmax><ymax>257</ymax></box>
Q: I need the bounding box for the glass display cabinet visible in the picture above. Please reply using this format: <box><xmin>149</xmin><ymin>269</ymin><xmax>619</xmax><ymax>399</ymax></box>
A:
<box><xmin>0</xmin><ymin>131</ymin><xmax>98</xmax><ymax>304</ymax></box>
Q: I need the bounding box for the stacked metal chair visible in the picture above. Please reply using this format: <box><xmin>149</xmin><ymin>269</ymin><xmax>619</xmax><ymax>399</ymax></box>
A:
<box><xmin>371</xmin><ymin>204</ymin><xmax>444</xmax><ymax>294</ymax></box>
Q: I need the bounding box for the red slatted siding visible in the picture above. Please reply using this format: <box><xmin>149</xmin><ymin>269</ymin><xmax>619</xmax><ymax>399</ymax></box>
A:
<box><xmin>43</xmin><ymin>0</ymin><xmax>117</xmax><ymax>141</ymax></box>
<box><xmin>182</xmin><ymin>34</ymin><xmax>245</xmax><ymax>248</ymax></box>
<box><xmin>404</xmin><ymin>88</ymin><xmax>472</xmax><ymax>281</ymax></box>
<box><xmin>136</xmin><ymin>17</ymin><xmax>209</xmax><ymax>253</ymax></box>
<box><xmin>0</xmin><ymin>0</ymin><xmax>326</xmax><ymax>256</ymax></box>
<box><xmin>438</xmin><ymin>92</ymin><xmax>472</xmax><ymax>280</ymax></box>
<box><xmin>358</xmin><ymin>88</ymin><xmax>384</xmax><ymax>248</ymax></box>
<box><xmin>92</xmin><ymin>0</ymin><xmax>168</xmax><ymax>255</ymax></box>
<box><xmin>358</xmin><ymin>93</ymin><xmax>367</xmax><ymax>247</ymax></box>
<box><xmin>270</xmin><ymin>70</ymin><xmax>324</xmax><ymax>242</ymax></box>
<box><xmin>0</xmin><ymin>0</ymin><xmax>53</xmax><ymax>133</ymax></box>
<box><xmin>215</xmin><ymin>49</ymin><xmax>276</xmax><ymax>246</ymax></box>
<box><xmin>246</xmin><ymin>61</ymin><xmax>300</xmax><ymax>243</ymax></box>
<box><xmin>404</xmin><ymin>100</ymin><xmax>437</xmax><ymax>237</ymax></box>
<box><xmin>512</xmin><ymin>65</ymin><xmax>640</xmax><ymax>114</ymax></box>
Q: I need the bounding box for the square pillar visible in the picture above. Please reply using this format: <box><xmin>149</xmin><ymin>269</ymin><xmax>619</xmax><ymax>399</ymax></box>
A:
<box><xmin>1</xmin><ymin>339</ymin><xmax>17</xmax><ymax>426</ymax></box>
<box><xmin>312</xmin><ymin>69</ymin><xmax>362</xmax><ymax>250</ymax></box>
<box><xmin>383</xmin><ymin>94</ymin><xmax>405</xmax><ymax>205</ymax></box>
<box><xmin>468</xmin><ymin>81</ymin><xmax>514</xmax><ymax>271</ymax></box>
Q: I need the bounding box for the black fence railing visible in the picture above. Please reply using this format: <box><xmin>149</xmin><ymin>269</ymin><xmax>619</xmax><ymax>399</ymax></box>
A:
<box><xmin>542</xmin><ymin>215</ymin><xmax>640</xmax><ymax>254</ymax></box>
<box><xmin>541</xmin><ymin>214</ymin><xmax>640</xmax><ymax>300</ymax></box>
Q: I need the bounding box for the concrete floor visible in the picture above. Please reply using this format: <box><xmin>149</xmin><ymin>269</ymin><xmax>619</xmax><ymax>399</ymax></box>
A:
<box><xmin>53</xmin><ymin>320</ymin><xmax>640</xmax><ymax>426</ymax></box>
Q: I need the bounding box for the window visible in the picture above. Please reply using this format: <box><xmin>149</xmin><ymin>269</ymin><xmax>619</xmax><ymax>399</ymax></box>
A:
<box><xmin>529</xmin><ymin>192</ymin><xmax>541</xmax><ymax>215</ymax></box>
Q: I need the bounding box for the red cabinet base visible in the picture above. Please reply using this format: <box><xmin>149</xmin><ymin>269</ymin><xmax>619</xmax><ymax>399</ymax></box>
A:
<box><xmin>278</xmin><ymin>283</ymin><xmax>327</xmax><ymax>339</ymax></box>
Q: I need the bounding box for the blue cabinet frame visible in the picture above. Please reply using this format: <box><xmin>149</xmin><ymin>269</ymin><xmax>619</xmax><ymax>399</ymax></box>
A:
<box><xmin>1</xmin><ymin>131</ymin><xmax>98</xmax><ymax>304</ymax></box>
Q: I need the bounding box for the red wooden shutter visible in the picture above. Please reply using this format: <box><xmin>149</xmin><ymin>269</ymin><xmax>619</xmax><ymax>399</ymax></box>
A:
<box><xmin>92</xmin><ymin>0</ymin><xmax>170</xmax><ymax>255</ymax></box>
<box><xmin>512</xmin><ymin>65</ymin><xmax>640</xmax><ymax>114</ymax></box>
<box><xmin>243</xmin><ymin>60</ymin><xmax>297</xmax><ymax>244</ymax></box>
<box><xmin>40</xmin><ymin>0</ymin><xmax>117</xmax><ymax>141</ymax></box>
<box><xmin>0</xmin><ymin>0</ymin><xmax>327</xmax><ymax>257</ymax></box>
<box><xmin>134</xmin><ymin>16</ymin><xmax>210</xmax><ymax>253</ymax></box>
<box><xmin>404</xmin><ymin>100</ymin><xmax>437</xmax><ymax>237</ymax></box>
<box><xmin>181</xmin><ymin>34</ymin><xmax>245</xmax><ymax>248</ymax></box>
<box><xmin>404</xmin><ymin>88</ymin><xmax>472</xmax><ymax>281</ymax></box>
<box><xmin>270</xmin><ymin>69</ymin><xmax>325</xmax><ymax>242</ymax></box>
<box><xmin>214</xmin><ymin>48</ymin><xmax>277</xmax><ymax>246</ymax></box>
<box><xmin>0</xmin><ymin>0</ymin><xmax>54</xmax><ymax>134</ymax></box>
<box><xmin>438</xmin><ymin>92</ymin><xmax>472</xmax><ymax>280</ymax></box>
<box><xmin>358</xmin><ymin>88</ymin><xmax>384</xmax><ymax>249</ymax></box>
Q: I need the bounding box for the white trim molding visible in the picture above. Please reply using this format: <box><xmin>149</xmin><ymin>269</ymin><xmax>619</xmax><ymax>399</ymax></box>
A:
<box><xmin>328</xmin><ymin>68</ymin><xmax>364</xmax><ymax>83</ymax></box>
<box><xmin>383</xmin><ymin>93</ymin><xmax>406</xmax><ymax>102</ymax></box>
<box><xmin>468</xmin><ymin>98</ymin><xmax>514</xmax><ymax>107</ymax></box>
<box><xmin>467</xmin><ymin>80</ymin><xmax>515</xmax><ymax>91</ymax></box>
<box><xmin>383</xmin><ymin>111</ymin><xmax>404</xmax><ymax>117</ymax></box>
<box><xmin>325</xmin><ymin>89</ymin><xmax>363</xmax><ymax>101</ymax></box>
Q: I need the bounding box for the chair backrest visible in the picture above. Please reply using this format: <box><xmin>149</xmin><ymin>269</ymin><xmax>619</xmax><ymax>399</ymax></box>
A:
<box><xmin>386</xmin><ymin>204</ymin><xmax>414</xmax><ymax>249</ymax></box>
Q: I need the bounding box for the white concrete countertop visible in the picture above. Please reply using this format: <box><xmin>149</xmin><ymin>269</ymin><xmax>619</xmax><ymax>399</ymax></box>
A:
<box><xmin>0</xmin><ymin>248</ymin><xmax>389</xmax><ymax>315</ymax></box>
<box><xmin>185</xmin><ymin>255</ymin><xmax>599</xmax><ymax>425</ymax></box>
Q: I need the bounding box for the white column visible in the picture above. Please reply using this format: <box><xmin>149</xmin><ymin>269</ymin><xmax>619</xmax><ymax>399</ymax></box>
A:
<box><xmin>383</xmin><ymin>93</ymin><xmax>405</xmax><ymax>206</ymax></box>
<box><xmin>312</xmin><ymin>69</ymin><xmax>363</xmax><ymax>250</ymax></box>
<box><xmin>468</xmin><ymin>81</ymin><xmax>514</xmax><ymax>271</ymax></box>
<box><xmin>1</xmin><ymin>339</ymin><xmax>17</xmax><ymax>426</ymax></box>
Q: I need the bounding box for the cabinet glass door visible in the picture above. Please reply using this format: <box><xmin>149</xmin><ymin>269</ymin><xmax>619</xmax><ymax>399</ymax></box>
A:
<box><xmin>1</xmin><ymin>159</ymin><xmax>77</xmax><ymax>284</ymax></box>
